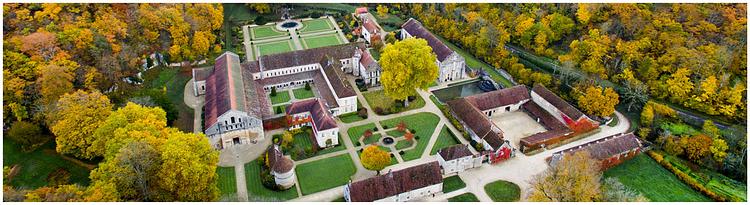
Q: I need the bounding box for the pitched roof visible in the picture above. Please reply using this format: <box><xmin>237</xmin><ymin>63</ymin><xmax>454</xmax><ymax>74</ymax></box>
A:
<box><xmin>557</xmin><ymin>133</ymin><xmax>642</xmax><ymax>160</ymax></box>
<box><xmin>204</xmin><ymin>52</ymin><xmax>247</xmax><ymax>128</ymax></box>
<box><xmin>531</xmin><ymin>84</ymin><xmax>585</xmax><ymax>120</ymax></box>
<box><xmin>348</xmin><ymin>162</ymin><xmax>442</xmax><ymax>202</ymax></box>
<box><xmin>446</xmin><ymin>98</ymin><xmax>504</xmax><ymax>149</ymax></box>
<box><xmin>192</xmin><ymin>66</ymin><xmax>214</xmax><ymax>82</ymax></box>
<box><xmin>241</xmin><ymin>65</ymin><xmax>269</xmax><ymax>120</ymax></box>
<box><xmin>464</xmin><ymin>85</ymin><xmax>530</xmax><ymax>111</ymax></box>
<box><xmin>438</xmin><ymin>144</ymin><xmax>474</xmax><ymax>161</ymax></box>
<box><xmin>356</xmin><ymin>7</ymin><xmax>368</xmax><ymax>14</ymax></box>
<box><xmin>286</xmin><ymin>99</ymin><xmax>338</xmax><ymax>131</ymax></box>
<box><xmin>401</xmin><ymin>18</ymin><xmax>455</xmax><ymax>61</ymax></box>
<box><xmin>257</xmin><ymin>42</ymin><xmax>366</xmax><ymax>71</ymax></box>
<box><xmin>266</xmin><ymin>145</ymin><xmax>294</xmax><ymax>173</ymax></box>
<box><xmin>363</xmin><ymin>18</ymin><xmax>379</xmax><ymax>34</ymax></box>
<box><xmin>320</xmin><ymin>57</ymin><xmax>357</xmax><ymax>98</ymax></box>
<box><xmin>360</xmin><ymin>49</ymin><xmax>380</xmax><ymax>72</ymax></box>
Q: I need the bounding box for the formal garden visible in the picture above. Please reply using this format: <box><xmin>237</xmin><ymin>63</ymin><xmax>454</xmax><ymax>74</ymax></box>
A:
<box><xmin>448</xmin><ymin>193</ymin><xmax>479</xmax><ymax>202</ymax></box>
<box><xmin>442</xmin><ymin>175</ymin><xmax>467</xmax><ymax>193</ymax></box>
<box><xmin>255</xmin><ymin>40</ymin><xmax>296</xmax><ymax>58</ymax></box>
<box><xmin>301</xmin><ymin>33</ymin><xmax>345</xmax><ymax>49</ymax></box>
<box><xmin>249</xmin><ymin>24</ymin><xmax>289</xmax><ymax>39</ymax></box>
<box><xmin>298</xmin><ymin>18</ymin><xmax>335</xmax><ymax>34</ymax></box>
<box><xmin>430</xmin><ymin>126</ymin><xmax>461</xmax><ymax>155</ymax></box>
<box><xmin>484</xmin><ymin>180</ymin><xmax>521</xmax><ymax>202</ymax></box>
<box><xmin>380</xmin><ymin>113</ymin><xmax>440</xmax><ymax>161</ymax></box>
<box><xmin>244</xmin><ymin>160</ymin><xmax>300</xmax><ymax>201</ymax></box>
<box><xmin>292</xmin><ymin>86</ymin><xmax>315</xmax><ymax>99</ymax></box>
<box><xmin>295</xmin><ymin>154</ymin><xmax>357</xmax><ymax>195</ymax></box>
<box><xmin>275</xmin><ymin>127</ymin><xmax>347</xmax><ymax>161</ymax></box>
<box><xmin>362</xmin><ymin>89</ymin><xmax>426</xmax><ymax>115</ymax></box>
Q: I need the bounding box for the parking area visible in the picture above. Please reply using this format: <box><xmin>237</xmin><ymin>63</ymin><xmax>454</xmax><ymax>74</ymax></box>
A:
<box><xmin>490</xmin><ymin>111</ymin><xmax>547</xmax><ymax>148</ymax></box>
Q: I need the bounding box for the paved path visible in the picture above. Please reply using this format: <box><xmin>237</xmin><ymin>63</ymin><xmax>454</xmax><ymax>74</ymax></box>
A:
<box><xmin>183</xmin><ymin>79</ymin><xmax>205</xmax><ymax>134</ymax></box>
<box><xmin>241</xmin><ymin>25</ymin><xmax>254</xmax><ymax>62</ymax></box>
<box><xmin>234</xmin><ymin>159</ymin><xmax>248</xmax><ymax>201</ymax></box>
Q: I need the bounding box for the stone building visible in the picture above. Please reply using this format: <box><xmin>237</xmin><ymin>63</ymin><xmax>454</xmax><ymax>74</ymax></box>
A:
<box><xmin>549</xmin><ymin>133</ymin><xmax>643</xmax><ymax>170</ymax></box>
<box><xmin>266</xmin><ymin>145</ymin><xmax>296</xmax><ymax>189</ymax></box>
<box><xmin>437</xmin><ymin>144</ymin><xmax>483</xmax><ymax>175</ymax></box>
<box><xmin>344</xmin><ymin>162</ymin><xmax>443</xmax><ymax>202</ymax></box>
<box><xmin>286</xmin><ymin>98</ymin><xmax>340</xmax><ymax>147</ymax></box>
<box><xmin>401</xmin><ymin>18</ymin><xmax>466</xmax><ymax>83</ymax></box>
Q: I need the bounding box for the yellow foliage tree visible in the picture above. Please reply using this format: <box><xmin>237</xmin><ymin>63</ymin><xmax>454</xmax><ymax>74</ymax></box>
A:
<box><xmin>50</xmin><ymin>90</ymin><xmax>112</xmax><ymax>159</ymax></box>
<box><xmin>577</xmin><ymin>85</ymin><xmax>620</xmax><ymax>117</ymax></box>
<box><xmin>379</xmin><ymin>38</ymin><xmax>438</xmax><ymax>106</ymax></box>
<box><xmin>92</xmin><ymin>102</ymin><xmax>169</xmax><ymax>159</ymax></box>
<box><xmin>360</xmin><ymin>145</ymin><xmax>391</xmax><ymax>175</ymax></box>
<box><xmin>528</xmin><ymin>151</ymin><xmax>601</xmax><ymax>202</ymax></box>
<box><xmin>376</xmin><ymin>5</ymin><xmax>389</xmax><ymax>18</ymax></box>
<box><xmin>157</xmin><ymin>131</ymin><xmax>219</xmax><ymax>201</ymax></box>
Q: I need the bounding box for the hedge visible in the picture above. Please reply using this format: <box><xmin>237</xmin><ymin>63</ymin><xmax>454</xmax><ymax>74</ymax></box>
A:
<box><xmin>647</xmin><ymin>151</ymin><xmax>727</xmax><ymax>202</ymax></box>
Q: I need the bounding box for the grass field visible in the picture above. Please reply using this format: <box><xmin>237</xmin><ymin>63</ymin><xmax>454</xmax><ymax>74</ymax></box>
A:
<box><xmin>394</xmin><ymin>139</ymin><xmax>413</xmax><ymax>150</ymax></box>
<box><xmin>449</xmin><ymin>193</ymin><xmax>479</xmax><ymax>202</ymax></box>
<box><xmin>339</xmin><ymin>112</ymin><xmax>366</xmax><ymax>123</ymax></box>
<box><xmin>142</xmin><ymin>66</ymin><xmax>195</xmax><ymax>132</ymax></box>
<box><xmin>295</xmin><ymin>154</ymin><xmax>356</xmax><ymax>195</ymax></box>
<box><xmin>347</xmin><ymin>123</ymin><xmax>377</xmax><ymax>145</ymax></box>
<box><xmin>292</xmin><ymin>87</ymin><xmax>315</xmax><ymax>99</ymax></box>
<box><xmin>370</xmin><ymin>12</ymin><xmax>405</xmax><ymax>32</ymax></box>
<box><xmin>256</xmin><ymin>40</ymin><xmax>295</xmax><ymax>58</ymax></box>
<box><xmin>484</xmin><ymin>180</ymin><xmax>521</xmax><ymax>202</ymax></box>
<box><xmin>3</xmin><ymin>139</ymin><xmax>92</xmax><ymax>189</ymax></box>
<box><xmin>251</xmin><ymin>25</ymin><xmax>288</xmax><ymax>39</ymax></box>
<box><xmin>362</xmin><ymin>133</ymin><xmax>383</xmax><ymax>145</ymax></box>
<box><xmin>270</xmin><ymin>90</ymin><xmax>291</xmax><ymax>104</ymax></box>
<box><xmin>299</xmin><ymin>18</ymin><xmax>334</xmax><ymax>34</ymax></box>
<box><xmin>315</xmin><ymin>136</ymin><xmax>347</xmax><ymax>156</ymax></box>
<box><xmin>244</xmin><ymin>161</ymin><xmax>299</xmax><ymax>201</ymax></box>
<box><xmin>380</xmin><ymin>112</ymin><xmax>440</xmax><ymax>161</ymax></box>
<box><xmin>659</xmin><ymin>152</ymin><xmax>746</xmax><ymax>201</ymax></box>
<box><xmin>443</xmin><ymin>175</ymin><xmax>467</xmax><ymax>193</ymax></box>
<box><xmin>430</xmin><ymin>126</ymin><xmax>460</xmax><ymax>155</ymax></box>
<box><xmin>216</xmin><ymin>166</ymin><xmax>237</xmax><ymax>198</ymax></box>
<box><xmin>292</xmin><ymin>130</ymin><xmax>314</xmax><ymax>151</ymax></box>
<box><xmin>362</xmin><ymin>89</ymin><xmax>426</xmax><ymax>115</ymax></box>
<box><xmin>302</xmin><ymin>34</ymin><xmax>344</xmax><ymax>49</ymax></box>
<box><xmin>433</xmin><ymin>34</ymin><xmax>513</xmax><ymax>88</ymax></box>
<box><xmin>603</xmin><ymin>154</ymin><xmax>711</xmax><ymax>202</ymax></box>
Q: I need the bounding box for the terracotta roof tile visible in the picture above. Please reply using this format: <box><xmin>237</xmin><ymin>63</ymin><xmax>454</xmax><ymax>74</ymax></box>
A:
<box><xmin>446</xmin><ymin>98</ymin><xmax>504</xmax><ymax>149</ymax></box>
<box><xmin>464</xmin><ymin>85</ymin><xmax>530</xmax><ymax>111</ymax></box>
<box><xmin>258</xmin><ymin>42</ymin><xmax>365</xmax><ymax>71</ymax></box>
<box><xmin>532</xmin><ymin>84</ymin><xmax>585</xmax><ymax>120</ymax></box>
<box><xmin>348</xmin><ymin>162</ymin><xmax>442</xmax><ymax>202</ymax></box>
<box><xmin>438</xmin><ymin>144</ymin><xmax>474</xmax><ymax>161</ymax></box>
<box><xmin>204</xmin><ymin>53</ymin><xmax>247</xmax><ymax>128</ymax></box>
<box><xmin>557</xmin><ymin>133</ymin><xmax>642</xmax><ymax>160</ymax></box>
<box><xmin>286</xmin><ymin>99</ymin><xmax>338</xmax><ymax>131</ymax></box>
<box><xmin>320</xmin><ymin>57</ymin><xmax>357</xmax><ymax>98</ymax></box>
<box><xmin>359</xmin><ymin>49</ymin><xmax>380</xmax><ymax>72</ymax></box>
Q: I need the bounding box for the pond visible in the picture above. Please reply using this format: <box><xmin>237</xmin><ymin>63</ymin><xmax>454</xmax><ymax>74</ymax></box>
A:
<box><xmin>281</xmin><ymin>21</ymin><xmax>299</xmax><ymax>29</ymax></box>
<box><xmin>382</xmin><ymin>137</ymin><xmax>395</xmax><ymax>145</ymax></box>
<box><xmin>431</xmin><ymin>80</ymin><xmax>488</xmax><ymax>102</ymax></box>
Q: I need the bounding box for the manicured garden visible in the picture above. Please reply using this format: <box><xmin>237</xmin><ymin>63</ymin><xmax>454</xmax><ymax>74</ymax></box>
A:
<box><xmin>244</xmin><ymin>160</ymin><xmax>299</xmax><ymax>201</ymax></box>
<box><xmin>3</xmin><ymin>139</ymin><xmax>92</xmax><ymax>189</ymax></box>
<box><xmin>339</xmin><ymin>112</ymin><xmax>366</xmax><ymax>123</ymax></box>
<box><xmin>295</xmin><ymin>154</ymin><xmax>357</xmax><ymax>195</ymax></box>
<box><xmin>362</xmin><ymin>133</ymin><xmax>383</xmax><ymax>145</ymax></box>
<box><xmin>484</xmin><ymin>180</ymin><xmax>520</xmax><ymax>202</ymax></box>
<box><xmin>256</xmin><ymin>40</ymin><xmax>295</xmax><ymax>58</ymax></box>
<box><xmin>346</xmin><ymin>123</ymin><xmax>378</xmax><ymax>145</ymax></box>
<box><xmin>443</xmin><ymin>175</ymin><xmax>467</xmax><ymax>193</ymax></box>
<box><xmin>299</xmin><ymin>18</ymin><xmax>334</xmax><ymax>33</ymax></box>
<box><xmin>292</xmin><ymin>87</ymin><xmax>315</xmax><ymax>99</ymax></box>
<box><xmin>449</xmin><ymin>193</ymin><xmax>479</xmax><ymax>202</ymax></box>
<box><xmin>250</xmin><ymin>25</ymin><xmax>288</xmax><ymax>39</ymax></box>
<box><xmin>603</xmin><ymin>154</ymin><xmax>711</xmax><ymax>202</ymax></box>
<box><xmin>430</xmin><ymin>126</ymin><xmax>460</xmax><ymax>155</ymax></box>
<box><xmin>269</xmin><ymin>90</ymin><xmax>291</xmax><ymax>104</ymax></box>
<box><xmin>216</xmin><ymin>166</ymin><xmax>237</xmax><ymax>198</ymax></box>
<box><xmin>380</xmin><ymin>112</ymin><xmax>440</xmax><ymax>161</ymax></box>
<box><xmin>362</xmin><ymin>89</ymin><xmax>426</xmax><ymax>115</ymax></box>
<box><xmin>301</xmin><ymin>33</ymin><xmax>344</xmax><ymax>49</ymax></box>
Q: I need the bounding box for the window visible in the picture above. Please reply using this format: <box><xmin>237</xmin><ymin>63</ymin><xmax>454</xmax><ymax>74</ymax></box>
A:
<box><xmin>231</xmin><ymin>117</ymin><xmax>235</xmax><ymax>124</ymax></box>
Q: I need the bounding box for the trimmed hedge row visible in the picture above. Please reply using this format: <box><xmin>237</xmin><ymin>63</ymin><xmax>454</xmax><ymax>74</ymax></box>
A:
<box><xmin>647</xmin><ymin>151</ymin><xmax>728</xmax><ymax>202</ymax></box>
<box><xmin>431</xmin><ymin>96</ymin><xmax>470</xmax><ymax>140</ymax></box>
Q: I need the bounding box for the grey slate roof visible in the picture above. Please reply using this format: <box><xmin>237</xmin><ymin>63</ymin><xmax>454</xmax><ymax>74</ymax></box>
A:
<box><xmin>401</xmin><ymin>18</ymin><xmax>454</xmax><ymax>62</ymax></box>
<box><xmin>257</xmin><ymin>42</ymin><xmax>366</xmax><ymax>71</ymax></box>
<box><xmin>438</xmin><ymin>144</ymin><xmax>474</xmax><ymax>161</ymax></box>
<box><xmin>464</xmin><ymin>85</ymin><xmax>530</xmax><ymax>111</ymax></box>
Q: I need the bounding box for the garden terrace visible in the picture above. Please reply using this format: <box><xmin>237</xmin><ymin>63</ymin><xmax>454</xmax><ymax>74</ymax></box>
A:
<box><xmin>379</xmin><ymin>113</ymin><xmax>441</xmax><ymax>161</ymax></box>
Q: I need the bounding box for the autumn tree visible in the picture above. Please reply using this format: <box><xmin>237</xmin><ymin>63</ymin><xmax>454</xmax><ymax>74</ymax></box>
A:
<box><xmin>404</xmin><ymin>132</ymin><xmax>415</xmax><ymax>142</ymax></box>
<box><xmin>247</xmin><ymin>4</ymin><xmax>270</xmax><ymax>14</ymax></box>
<box><xmin>528</xmin><ymin>151</ymin><xmax>601</xmax><ymax>202</ymax></box>
<box><xmin>92</xmin><ymin>102</ymin><xmax>169</xmax><ymax>159</ymax></box>
<box><xmin>49</xmin><ymin>90</ymin><xmax>112</xmax><ymax>159</ymax></box>
<box><xmin>379</xmin><ymin>38</ymin><xmax>439</xmax><ymax>106</ymax></box>
<box><xmin>376</xmin><ymin>5</ymin><xmax>389</xmax><ymax>17</ymax></box>
<box><xmin>360</xmin><ymin>145</ymin><xmax>391</xmax><ymax>175</ymax></box>
<box><xmin>684</xmin><ymin>134</ymin><xmax>712</xmax><ymax>162</ymax></box>
<box><xmin>601</xmin><ymin>178</ymin><xmax>648</xmax><ymax>202</ymax></box>
<box><xmin>576</xmin><ymin>85</ymin><xmax>620</xmax><ymax>117</ymax></box>
<box><xmin>157</xmin><ymin>131</ymin><xmax>219</xmax><ymax>201</ymax></box>
<box><xmin>7</xmin><ymin>121</ymin><xmax>47</xmax><ymax>150</ymax></box>
<box><xmin>89</xmin><ymin>140</ymin><xmax>162</xmax><ymax>201</ymax></box>
<box><xmin>38</xmin><ymin>64</ymin><xmax>74</xmax><ymax>106</ymax></box>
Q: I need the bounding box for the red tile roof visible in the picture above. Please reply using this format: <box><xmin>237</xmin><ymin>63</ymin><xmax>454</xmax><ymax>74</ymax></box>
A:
<box><xmin>401</xmin><ymin>18</ymin><xmax>454</xmax><ymax>61</ymax></box>
<box><xmin>519</xmin><ymin>101</ymin><xmax>572</xmax><ymax>147</ymax></box>
<box><xmin>438</xmin><ymin>144</ymin><xmax>474</xmax><ymax>161</ymax></box>
<box><xmin>356</xmin><ymin>7</ymin><xmax>368</xmax><ymax>14</ymax></box>
<box><xmin>464</xmin><ymin>85</ymin><xmax>530</xmax><ymax>111</ymax></box>
<box><xmin>266</xmin><ymin>145</ymin><xmax>294</xmax><ymax>173</ymax></box>
<box><xmin>531</xmin><ymin>84</ymin><xmax>585</xmax><ymax>120</ymax></box>
<box><xmin>446</xmin><ymin>98</ymin><xmax>504</xmax><ymax>150</ymax></box>
<box><xmin>204</xmin><ymin>52</ymin><xmax>247</xmax><ymax>128</ymax></box>
<box><xmin>257</xmin><ymin>42</ymin><xmax>366</xmax><ymax>71</ymax></box>
<box><xmin>348</xmin><ymin>162</ymin><xmax>442</xmax><ymax>202</ymax></box>
<box><xmin>363</xmin><ymin>18</ymin><xmax>379</xmax><ymax>34</ymax></box>
<box><xmin>556</xmin><ymin>133</ymin><xmax>642</xmax><ymax>160</ymax></box>
<box><xmin>320</xmin><ymin>57</ymin><xmax>357</xmax><ymax>98</ymax></box>
<box><xmin>286</xmin><ymin>99</ymin><xmax>338</xmax><ymax>131</ymax></box>
<box><xmin>359</xmin><ymin>48</ymin><xmax>380</xmax><ymax>72</ymax></box>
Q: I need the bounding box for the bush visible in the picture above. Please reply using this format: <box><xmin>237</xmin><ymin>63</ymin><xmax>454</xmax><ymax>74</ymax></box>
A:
<box><xmin>410</xmin><ymin>129</ymin><xmax>416</xmax><ymax>134</ymax></box>
<box><xmin>46</xmin><ymin>168</ymin><xmax>71</xmax><ymax>187</ymax></box>
<box><xmin>310</xmin><ymin>12</ymin><xmax>322</xmax><ymax>18</ymax></box>
<box><xmin>355</xmin><ymin>142</ymin><xmax>361</xmax><ymax>146</ymax></box>
<box><xmin>373</xmin><ymin>107</ymin><xmax>384</xmax><ymax>115</ymax></box>
<box><xmin>382</xmin><ymin>125</ymin><xmax>388</xmax><ymax>129</ymax></box>
<box><xmin>254</xmin><ymin>15</ymin><xmax>268</xmax><ymax>26</ymax></box>
<box><xmin>304</xmin><ymin>82</ymin><xmax>311</xmax><ymax>90</ymax></box>
<box><xmin>8</xmin><ymin>121</ymin><xmax>47</xmax><ymax>150</ymax></box>
<box><xmin>357</xmin><ymin>108</ymin><xmax>368</xmax><ymax>119</ymax></box>
<box><xmin>270</xmin><ymin>87</ymin><xmax>277</xmax><ymax>97</ymax></box>
<box><xmin>373</xmin><ymin>127</ymin><xmax>378</xmax><ymax>131</ymax></box>
<box><xmin>275</xmin><ymin>106</ymin><xmax>283</xmax><ymax>114</ymax></box>
<box><xmin>415</xmin><ymin>136</ymin><xmax>420</xmax><ymax>140</ymax></box>
<box><xmin>399</xmin><ymin>150</ymin><xmax>405</xmax><ymax>155</ymax></box>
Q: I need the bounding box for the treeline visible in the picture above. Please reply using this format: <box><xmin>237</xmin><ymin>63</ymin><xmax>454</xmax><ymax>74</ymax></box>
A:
<box><xmin>388</xmin><ymin>3</ymin><xmax>746</xmax><ymax>121</ymax></box>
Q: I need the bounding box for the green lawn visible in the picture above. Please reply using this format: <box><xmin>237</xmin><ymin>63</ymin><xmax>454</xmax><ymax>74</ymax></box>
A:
<box><xmin>292</xmin><ymin>87</ymin><xmax>315</xmax><ymax>99</ymax></box>
<box><xmin>659</xmin><ymin>152</ymin><xmax>745</xmax><ymax>202</ymax></box>
<box><xmin>380</xmin><ymin>112</ymin><xmax>440</xmax><ymax>161</ymax></box>
<box><xmin>251</xmin><ymin>25</ymin><xmax>288</xmax><ymax>39</ymax></box>
<box><xmin>347</xmin><ymin>123</ymin><xmax>377</xmax><ymax>145</ymax></box>
<box><xmin>270</xmin><ymin>90</ymin><xmax>291</xmax><ymax>104</ymax></box>
<box><xmin>295</xmin><ymin>154</ymin><xmax>357</xmax><ymax>195</ymax></box>
<box><xmin>443</xmin><ymin>175</ymin><xmax>466</xmax><ymax>193</ymax></box>
<box><xmin>339</xmin><ymin>112</ymin><xmax>366</xmax><ymax>123</ymax></box>
<box><xmin>256</xmin><ymin>40</ymin><xmax>294</xmax><ymax>58</ymax></box>
<box><xmin>433</xmin><ymin>34</ymin><xmax>513</xmax><ymax>88</ymax></box>
<box><xmin>315</xmin><ymin>136</ymin><xmax>347</xmax><ymax>156</ymax></box>
<box><xmin>244</xmin><ymin>161</ymin><xmax>299</xmax><ymax>201</ymax></box>
<box><xmin>394</xmin><ymin>139</ymin><xmax>413</xmax><ymax>150</ymax></box>
<box><xmin>370</xmin><ymin>12</ymin><xmax>405</xmax><ymax>32</ymax></box>
<box><xmin>216</xmin><ymin>166</ymin><xmax>237</xmax><ymax>198</ymax></box>
<box><xmin>368</xmin><ymin>48</ymin><xmax>381</xmax><ymax>60</ymax></box>
<box><xmin>301</xmin><ymin>34</ymin><xmax>344</xmax><ymax>49</ymax></box>
<box><xmin>3</xmin><ymin>139</ymin><xmax>92</xmax><ymax>189</ymax></box>
<box><xmin>362</xmin><ymin>133</ymin><xmax>382</xmax><ymax>145</ymax></box>
<box><xmin>603</xmin><ymin>154</ymin><xmax>711</xmax><ymax>202</ymax></box>
<box><xmin>273</xmin><ymin>105</ymin><xmax>287</xmax><ymax>114</ymax></box>
<box><xmin>430</xmin><ymin>126</ymin><xmax>460</xmax><ymax>155</ymax></box>
<box><xmin>292</xmin><ymin>130</ymin><xmax>314</xmax><ymax>150</ymax></box>
<box><xmin>386</xmin><ymin>130</ymin><xmax>405</xmax><ymax>137</ymax></box>
<box><xmin>142</xmin><ymin>66</ymin><xmax>195</xmax><ymax>132</ymax></box>
<box><xmin>299</xmin><ymin>18</ymin><xmax>334</xmax><ymax>33</ymax></box>
<box><xmin>484</xmin><ymin>180</ymin><xmax>521</xmax><ymax>202</ymax></box>
<box><xmin>362</xmin><ymin>89</ymin><xmax>426</xmax><ymax>115</ymax></box>
<box><xmin>449</xmin><ymin>193</ymin><xmax>479</xmax><ymax>202</ymax></box>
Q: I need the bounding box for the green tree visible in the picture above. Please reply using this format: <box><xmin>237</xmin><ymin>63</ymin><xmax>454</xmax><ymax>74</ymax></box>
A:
<box><xmin>7</xmin><ymin>121</ymin><xmax>47</xmax><ymax>150</ymax></box>
<box><xmin>360</xmin><ymin>145</ymin><xmax>391</xmax><ymax>175</ymax></box>
<box><xmin>379</xmin><ymin>38</ymin><xmax>438</xmax><ymax>106</ymax></box>
<box><xmin>50</xmin><ymin>90</ymin><xmax>112</xmax><ymax>159</ymax></box>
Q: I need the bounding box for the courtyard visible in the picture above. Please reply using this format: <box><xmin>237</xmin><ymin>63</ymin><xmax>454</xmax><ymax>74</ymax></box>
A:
<box><xmin>490</xmin><ymin>110</ymin><xmax>548</xmax><ymax>148</ymax></box>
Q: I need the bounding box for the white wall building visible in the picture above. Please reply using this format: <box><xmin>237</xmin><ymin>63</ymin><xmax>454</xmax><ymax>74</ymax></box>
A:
<box><xmin>345</xmin><ymin>162</ymin><xmax>443</xmax><ymax>202</ymax></box>
<box><xmin>436</xmin><ymin>144</ymin><xmax>483</xmax><ymax>175</ymax></box>
<box><xmin>401</xmin><ymin>18</ymin><xmax>466</xmax><ymax>83</ymax></box>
